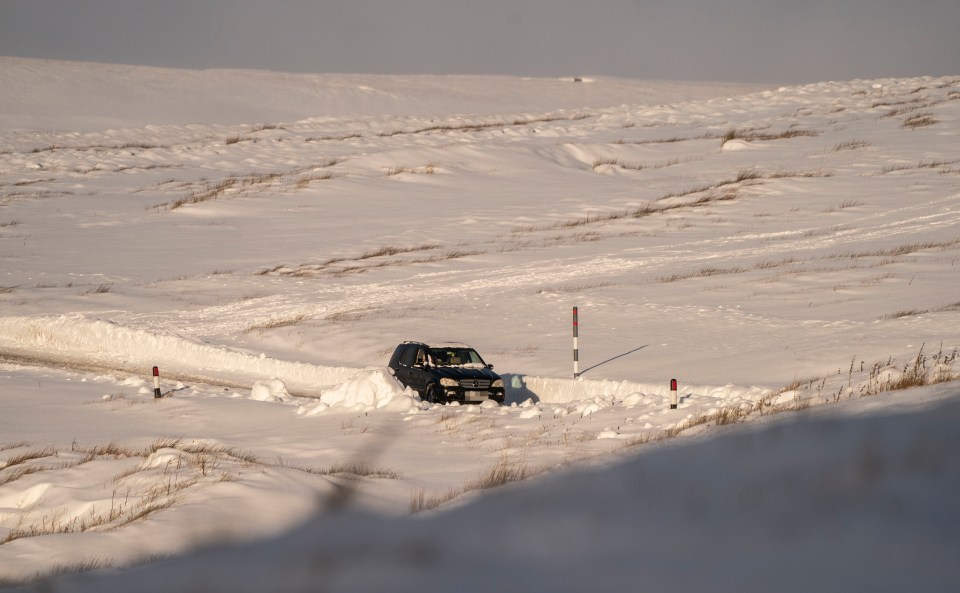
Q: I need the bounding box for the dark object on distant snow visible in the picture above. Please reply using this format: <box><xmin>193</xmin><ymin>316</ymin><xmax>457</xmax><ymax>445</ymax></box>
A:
<box><xmin>387</xmin><ymin>341</ymin><xmax>505</xmax><ymax>404</ymax></box>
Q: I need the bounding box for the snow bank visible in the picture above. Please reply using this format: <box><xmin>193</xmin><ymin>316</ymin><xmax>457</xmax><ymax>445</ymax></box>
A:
<box><xmin>506</xmin><ymin>374</ymin><xmax>770</xmax><ymax>406</ymax></box>
<box><xmin>0</xmin><ymin>314</ymin><xmax>359</xmax><ymax>396</ymax></box>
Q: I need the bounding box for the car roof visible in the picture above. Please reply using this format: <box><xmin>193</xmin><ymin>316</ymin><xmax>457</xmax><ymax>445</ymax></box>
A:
<box><xmin>403</xmin><ymin>341</ymin><xmax>473</xmax><ymax>349</ymax></box>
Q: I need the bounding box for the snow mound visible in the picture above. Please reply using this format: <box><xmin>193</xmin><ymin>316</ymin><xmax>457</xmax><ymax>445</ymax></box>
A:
<box><xmin>720</xmin><ymin>139</ymin><xmax>760</xmax><ymax>151</ymax></box>
<box><xmin>298</xmin><ymin>367</ymin><xmax>417</xmax><ymax>415</ymax></box>
<box><xmin>251</xmin><ymin>379</ymin><xmax>293</xmax><ymax>402</ymax></box>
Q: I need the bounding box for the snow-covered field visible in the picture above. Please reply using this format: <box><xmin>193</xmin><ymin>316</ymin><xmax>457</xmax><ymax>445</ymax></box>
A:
<box><xmin>1</xmin><ymin>58</ymin><xmax>958</xmax><ymax>590</ymax></box>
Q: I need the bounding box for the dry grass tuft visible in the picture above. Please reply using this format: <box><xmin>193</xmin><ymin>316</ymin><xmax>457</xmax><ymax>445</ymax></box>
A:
<box><xmin>832</xmin><ymin>140</ymin><xmax>872</xmax><ymax>151</ymax></box>
<box><xmin>325</xmin><ymin>462</ymin><xmax>403</xmax><ymax>479</ymax></box>
<box><xmin>379</xmin><ymin>114</ymin><xmax>589</xmax><ymax>138</ymax></box>
<box><xmin>409</xmin><ymin>488</ymin><xmax>461</xmax><ymax>514</ymax></box>
<box><xmin>825</xmin><ymin>239</ymin><xmax>960</xmax><ymax>260</ymax></box>
<box><xmin>511</xmin><ymin>168</ymin><xmax>778</xmax><ymax>233</ymax></box>
<box><xmin>722</xmin><ymin>128</ymin><xmax>820</xmax><ymax>146</ymax></box>
<box><xmin>2</xmin><ymin>446</ymin><xmax>57</xmax><ymax>469</ymax></box>
<box><xmin>465</xmin><ymin>458</ymin><xmax>529</xmax><ymax>491</ymax></box>
<box><xmin>251</xmin><ymin>123</ymin><xmax>283</xmax><ymax>132</ymax></box>
<box><xmin>72</xmin><ymin>441</ymin><xmax>141</xmax><ymax>462</ymax></box>
<box><xmin>902</xmin><ymin>113</ymin><xmax>939</xmax><ymax>129</ymax></box>
<box><xmin>658</xmin><ymin>266</ymin><xmax>747</xmax><ymax>283</ymax></box>
<box><xmin>386</xmin><ymin>164</ymin><xmax>437</xmax><ymax>176</ymax></box>
<box><xmin>623</xmin><ymin>405</ymin><xmax>755</xmax><ymax>448</ymax></box>
<box><xmin>881</xmin><ymin>309</ymin><xmax>927</xmax><ymax>320</ymax></box>
<box><xmin>0</xmin><ymin>558</ymin><xmax>114</xmax><ymax>588</ymax></box>
<box><xmin>591</xmin><ymin>156</ymin><xmax>681</xmax><ymax>172</ymax></box>
<box><xmin>147</xmin><ymin>437</ymin><xmax>182</xmax><ymax>452</ymax></box>
<box><xmin>409</xmin><ymin>457</ymin><xmax>531</xmax><ymax>514</ymax></box>
<box><xmin>359</xmin><ymin>244</ymin><xmax>437</xmax><ymax>260</ymax></box>
<box><xmin>154</xmin><ymin>163</ymin><xmax>341</xmax><ymax>210</ymax></box>
<box><xmin>858</xmin><ymin>344</ymin><xmax>957</xmax><ymax>395</ymax></box>
<box><xmin>167</xmin><ymin>178</ymin><xmax>238</xmax><ymax>210</ymax></box>
<box><xmin>295</xmin><ymin>172</ymin><xmax>334</xmax><ymax>188</ymax></box>
<box><xmin>81</xmin><ymin>283</ymin><xmax>113</xmax><ymax>295</ymax></box>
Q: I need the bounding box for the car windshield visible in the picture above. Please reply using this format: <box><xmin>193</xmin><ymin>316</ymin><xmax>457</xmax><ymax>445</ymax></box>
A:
<box><xmin>427</xmin><ymin>347</ymin><xmax>485</xmax><ymax>367</ymax></box>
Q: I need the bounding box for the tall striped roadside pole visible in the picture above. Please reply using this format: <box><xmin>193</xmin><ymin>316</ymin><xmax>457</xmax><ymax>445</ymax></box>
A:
<box><xmin>573</xmin><ymin>306</ymin><xmax>580</xmax><ymax>378</ymax></box>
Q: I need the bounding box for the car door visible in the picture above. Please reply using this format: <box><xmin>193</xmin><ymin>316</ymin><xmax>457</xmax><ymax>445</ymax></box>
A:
<box><xmin>393</xmin><ymin>344</ymin><xmax>415</xmax><ymax>388</ymax></box>
<box><xmin>406</xmin><ymin>345</ymin><xmax>431</xmax><ymax>395</ymax></box>
<box><xmin>394</xmin><ymin>344</ymin><xmax>429</xmax><ymax>395</ymax></box>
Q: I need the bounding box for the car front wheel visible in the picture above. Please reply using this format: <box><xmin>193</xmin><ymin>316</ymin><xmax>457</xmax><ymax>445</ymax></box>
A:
<box><xmin>424</xmin><ymin>383</ymin><xmax>444</xmax><ymax>404</ymax></box>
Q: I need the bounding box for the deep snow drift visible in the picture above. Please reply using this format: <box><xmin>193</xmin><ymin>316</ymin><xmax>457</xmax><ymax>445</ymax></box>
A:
<box><xmin>1</xmin><ymin>59</ymin><xmax>958</xmax><ymax>589</ymax></box>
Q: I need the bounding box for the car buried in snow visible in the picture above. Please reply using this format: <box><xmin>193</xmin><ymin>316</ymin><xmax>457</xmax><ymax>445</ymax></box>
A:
<box><xmin>387</xmin><ymin>341</ymin><xmax>505</xmax><ymax>405</ymax></box>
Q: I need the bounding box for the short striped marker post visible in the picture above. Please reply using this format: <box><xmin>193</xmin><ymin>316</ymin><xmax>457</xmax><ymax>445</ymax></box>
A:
<box><xmin>670</xmin><ymin>378</ymin><xmax>678</xmax><ymax>409</ymax></box>
<box><xmin>153</xmin><ymin>366</ymin><xmax>162</xmax><ymax>399</ymax></box>
<box><xmin>573</xmin><ymin>306</ymin><xmax>580</xmax><ymax>379</ymax></box>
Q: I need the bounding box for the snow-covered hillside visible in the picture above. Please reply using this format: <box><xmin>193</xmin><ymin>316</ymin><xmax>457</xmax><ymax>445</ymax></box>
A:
<box><xmin>0</xmin><ymin>57</ymin><xmax>765</xmax><ymax>131</ymax></box>
<box><xmin>1</xmin><ymin>58</ymin><xmax>958</xmax><ymax>589</ymax></box>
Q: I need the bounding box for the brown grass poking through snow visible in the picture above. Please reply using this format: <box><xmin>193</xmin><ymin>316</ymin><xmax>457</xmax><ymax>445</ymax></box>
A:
<box><xmin>825</xmin><ymin>239</ymin><xmax>960</xmax><ymax>260</ymax></box>
<box><xmin>295</xmin><ymin>172</ymin><xmax>334</xmax><ymax>189</ymax></box>
<box><xmin>657</xmin><ymin>266</ymin><xmax>747</xmax><ymax>283</ymax></box>
<box><xmin>409</xmin><ymin>457</ymin><xmax>531</xmax><ymax>514</ymax></box>
<box><xmin>1</xmin><ymin>446</ymin><xmax>57</xmax><ymax>469</ymax></box>
<box><xmin>386</xmin><ymin>164</ymin><xmax>437</xmax><ymax>176</ymax></box>
<box><xmin>721</xmin><ymin>128</ymin><xmax>820</xmax><ymax>147</ymax></box>
<box><xmin>902</xmin><ymin>113</ymin><xmax>939</xmax><ymax>129</ymax></box>
<box><xmin>1</xmin><ymin>436</ymin><xmax>408</xmax><ymax>548</ymax></box>
<box><xmin>465</xmin><ymin>458</ymin><xmax>529</xmax><ymax>491</ymax></box>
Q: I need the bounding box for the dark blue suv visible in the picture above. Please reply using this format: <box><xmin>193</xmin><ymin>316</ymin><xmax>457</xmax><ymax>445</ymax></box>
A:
<box><xmin>388</xmin><ymin>341</ymin><xmax>505</xmax><ymax>404</ymax></box>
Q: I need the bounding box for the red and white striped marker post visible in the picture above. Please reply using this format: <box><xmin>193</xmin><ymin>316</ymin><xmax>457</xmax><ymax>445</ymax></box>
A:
<box><xmin>670</xmin><ymin>378</ymin><xmax>678</xmax><ymax>409</ymax></box>
<box><xmin>153</xmin><ymin>366</ymin><xmax>161</xmax><ymax>399</ymax></box>
<box><xmin>572</xmin><ymin>307</ymin><xmax>580</xmax><ymax>378</ymax></box>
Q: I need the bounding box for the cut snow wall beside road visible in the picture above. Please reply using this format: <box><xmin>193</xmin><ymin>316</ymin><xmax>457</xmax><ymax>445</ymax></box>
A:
<box><xmin>0</xmin><ymin>314</ymin><xmax>359</xmax><ymax>396</ymax></box>
<box><xmin>504</xmin><ymin>374</ymin><xmax>771</xmax><ymax>406</ymax></box>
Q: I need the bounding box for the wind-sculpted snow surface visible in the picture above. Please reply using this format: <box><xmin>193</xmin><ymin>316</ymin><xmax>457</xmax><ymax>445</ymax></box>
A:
<box><xmin>1</xmin><ymin>60</ymin><xmax>959</xmax><ymax>586</ymax></box>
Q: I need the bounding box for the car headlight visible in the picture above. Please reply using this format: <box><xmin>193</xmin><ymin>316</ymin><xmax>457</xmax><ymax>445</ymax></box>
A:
<box><xmin>440</xmin><ymin>378</ymin><xmax>458</xmax><ymax>387</ymax></box>
<box><xmin>491</xmin><ymin>379</ymin><xmax>504</xmax><ymax>388</ymax></box>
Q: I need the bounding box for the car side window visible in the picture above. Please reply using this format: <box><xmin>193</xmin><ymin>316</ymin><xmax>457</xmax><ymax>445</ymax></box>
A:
<box><xmin>399</xmin><ymin>345</ymin><xmax>417</xmax><ymax>367</ymax></box>
<box><xmin>428</xmin><ymin>349</ymin><xmax>444</xmax><ymax>365</ymax></box>
<box><xmin>415</xmin><ymin>348</ymin><xmax>427</xmax><ymax>366</ymax></box>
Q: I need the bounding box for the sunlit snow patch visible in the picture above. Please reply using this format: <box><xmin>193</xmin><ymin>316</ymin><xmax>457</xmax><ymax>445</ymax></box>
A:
<box><xmin>298</xmin><ymin>367</ymin><xmax>418</xmax><ymax>415</ymax></box>
<box><xmin>251</xmin><ymin>378</ymin><xmax>293</xmax><ymax>402</ymax></box>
